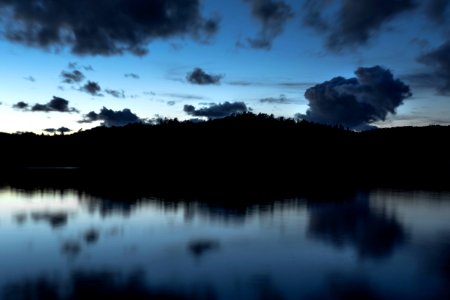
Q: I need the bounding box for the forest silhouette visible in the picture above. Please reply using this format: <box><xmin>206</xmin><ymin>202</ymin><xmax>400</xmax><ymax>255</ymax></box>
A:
<box><xmin>1</xmin><ymin>113</ymin><xmax>449</xmax><ymax>195</ymax></box>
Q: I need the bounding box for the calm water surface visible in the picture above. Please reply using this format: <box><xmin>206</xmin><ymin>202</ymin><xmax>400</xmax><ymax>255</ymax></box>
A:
<box><xmin>0</xmin><ymin>188</ymin><xmax>449</xmax><ymax>299</ymax></box>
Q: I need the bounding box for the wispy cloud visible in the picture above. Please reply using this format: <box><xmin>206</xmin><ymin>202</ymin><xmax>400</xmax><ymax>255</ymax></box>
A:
<box><xmin>23</xmin><ymin>76</ymin><xmax>36</xmax><ymax>82</ymax></box>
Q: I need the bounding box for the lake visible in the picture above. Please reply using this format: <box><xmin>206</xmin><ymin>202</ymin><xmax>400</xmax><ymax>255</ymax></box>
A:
<box><xmin>0</xmin><ymin>187</ymin><xmax>449</xmax><ymax>299</ymax></box>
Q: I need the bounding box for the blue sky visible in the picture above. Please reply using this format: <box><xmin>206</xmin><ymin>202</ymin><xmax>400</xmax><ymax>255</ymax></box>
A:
<box><xmin>0</xmin><ymin>0</ymin><xmax>449</xmax><ymax>133</ymax></box>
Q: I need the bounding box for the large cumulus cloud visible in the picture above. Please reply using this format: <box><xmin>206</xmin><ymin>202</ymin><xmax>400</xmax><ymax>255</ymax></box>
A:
<box><xmin>243</xmin><ymin>0</ymin><xmax>293</xmax><ymax>50</ymax></box>
<box><xmin>302</xmin><ymin>0</ymin><xmax>415</xmax><ymax>51</ymax></box>
<box><xmin>0</xmin><ymin>0</ymin><xmax>218</xmax><ymax>56</ymax></box>
<box><xmin>184</xmin><ymin>102</ymin><xmax>249</xmax><ymax>119</ymax></box>
<box><xmin>80</xmin><ymin>107</ymin><xmax>142</xmax><ymax>127</ymax></box>
<box><xmin>298</xmin><ymin>66</ymin><xmax>411</xmax><ymax>129</ymax></box>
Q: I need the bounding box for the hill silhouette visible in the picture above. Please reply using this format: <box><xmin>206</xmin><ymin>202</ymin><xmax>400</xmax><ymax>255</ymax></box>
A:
<box><xmin>1</xmin><ymin>113</ymin><xmax>449</xmax><ymax>195</ymax></box>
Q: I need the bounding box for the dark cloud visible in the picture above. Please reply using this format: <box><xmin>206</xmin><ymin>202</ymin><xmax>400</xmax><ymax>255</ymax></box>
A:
<box><xmin>68</xmin><ymin>62</ymin><xmax>93</xmax><ymax>71</ymax></box>
<box><xmin>13</xmin><ymin>101</ymin><xmax>29</xmax><ymax>110</ymax></box>
<box><xmin>302</xmin><ymin>0</ymin><xmax>415</xmax><ymax>51</ymax></box>
<box><xmin>163</xmin><ymin>92</ymin><xmax>205</xmax><ymax>100</ymax></box>
<box><xmin>105</xmin><ymin>89</ymin><xmax>126</xmax><ymax>99</ymax></box>
<box><xmin>186</xmin><ymin>68</ymin><xmax>222</xmax><ymax>85</ymax></box>
<box><xmin>302</xmin><ymin>0</ymin><xmax>329</xmax><ymax>33</ymax></box>
<box><xmin>68</xmin><ymin>62</ymin><xmax>78</xmax><ymax>69</ymax></box>
<box><xmin>244</xmin><ymin>0</ymin><xmax>294</xmax><ymax>50</ymax></box>
<box><xmin>188</xmin><ymin>239</ymin><xmax>220</xmax><ymax>258</ymax></box>
<box><xmin>13</xmin><ymin>213</ymin><xmax>27</xmax><ymax>225</ymax></box>
<box><xmin>31</xmin><ymin>211</ymin><xmax>69</xmax><ymax>229</ymax></box>
<box><xmin>82</xmin><ymin>81</ymin><xmax>102</xmax><ymax>96</ymax></box>
<box><xmin>227</xmin><ymin>80</ymin><xmax>314</xmax><ymax>89</ymax></box>
<box><xmin>44</xmin><ymin>128</ymin><xmax>56</xmax><ymax>133</ymax></box>
<box><xmin>278</xmin><ymin>82</ymin><xmax>315</xmax><ymax>88</ymax></box>
<box><xmin>184</xmin><ymin>101</ymin><xmax>249</xmax><ymax>119</ymax></box>
<box><xmin>23</xmin><ymin>76</ymin><xmax>35</xmax><ymax>82</ymax></box>
<box><xmin>425</xmin><ymin>0</ymin><xmax>450</xmax><ymax>25</ymax></box>
<box><xmin>417</xmin><ymin>41</ymin><xmax>450</xmax><ymax>95</ymax></box>
<box><xmin>0</xmin><ymin>0</ymin><xmax>218</xmax><ymax>56</ymax></box>
<box><xmin>80</xmin><ymin>107</ymin><xmax>142</xmax><ymax>127</ymax></box>
<box><xmin>259</xmin><ymin>94</ymin><xmax>291</xmax><ymax>104</ymax></box>
<box><xmin>61</xmin><ymin>240</ymin><xmax>82</xmax><ymax>257</ymax></box>
<box><xmin>167</xmin><ymin>101</ymin><xmax>176</xmax><ymax>106</ymax></box>
<box><xmin>84</xmin><ymin>228</ymin><xmax>100</xmax><ymax>244</ymax></box>
<box><xmin>227</xmin><ymin>80</ymin><xmax>254</xmax><ymax>86</ymax></box>
<box><xmin>61</xmin><ymin>70</ymin><xmax>85</xmax><ymax>84</ymax></box>
<box><xmin>410</xmin><ymin>37</ymin><xmax>430</xmax><ymax>49</ymax></box>
<box><xmin>43</xmin><ymin>127</ymin><xmax>72</xmax><ymax>134</ymax></box>
<box><xmin>401</xmin><ymin>72</ymin><xmax>437</xmax><ymax>89</ymax></box>
<box><xmin>308</xmin><ymin>193</ymin><xmax>405</xmax><ymax>260</ymax></box>
<box><xmin>31</xmin><ymin>96</ymin><xmax>79</xmax><ymax>113</ymax></box>
<box><xmin>124</xmin><ymin>73</ymin><xmax>140</xmax><ymax>79</ymax></box>
<box><xmin>247</xmin><ymin>37</ymin><xmax>272</xmax><ymax>50</ymax></box>
<box><xmin>298</xmin><ymin>66</ymin><xmax>411</xmax><ymax>129</ymax></box>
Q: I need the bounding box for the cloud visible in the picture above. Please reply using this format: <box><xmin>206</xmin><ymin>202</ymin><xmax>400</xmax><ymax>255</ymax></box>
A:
<box><xmin>68</xmin><ymin>62</ymin><xmax>77</xmax><ymax>69</ymax></box>
<box><xmin>0</xmin><ymin>0</ymin><xmax>219</xmax><ymax>56</ymax></box>
<box><xmin>302</xmin><ymin>0</ymin><xmax>415</xmax><ymax>51</ymax></box>
<box><xmin>61</xmin><ymin>240</ymin><xmax>81</xmax><ymax>257</ymax></box>
<box><xmin>227</xmin><ymin>80</ymin><xmax>254</xmax><ymax>86</ymax></box>
<box><xmin>13</xmin><ymin>101</ymin><xmax>29</xmax><ymax>110</ymax></box>
<box><xmin>188</xmin><ymin>239</ymin><xmax>220</xmax><ymax>258</ymax></box>
<box><xmin>308</xmin><ymin>193</ymin><xmax>405</xmax><ymax>259</ymax></box>
<box><xmin>417</xmin><ymin>41</ymin><xmax>450</xmax><ymax>95</ymax></box>
<box><xmin>167</xmin><ymin>101</ymin><xmax>176</xmax><ymax>106</ymax></box>
<box><xmin>44</xmin><ymin>128</ymin><xmax>57</xmax><ymax>133</ymax></box>
<box><xmin>68</xmin><ymin>62</ymin><xmax>93</xmax><ymax>71</ymax></box>
<box><xmin>244</xmin><ymin>0</ymin><xmax>294</xmax><ymax>50</ymax></box>
<box><xmin>124</xmin><ymin>73</ymin><xmax>140</xmax><ymax>79</ymax></box>
<box><xmin>44</xmin><ymin>127</ymin><xmax>72</xmax><ymax>134</ymax></box>
<box><xmin>31</xmin><ymin>211</ymin><xmax>69</xmax><ymax>229</ymax></box>
<box><xmin>79</xmin><ymin>107</ymin><xmax>142</xmax><ymax>127</ymax></box>
<box><xmin>298</xmin><ymin>66</ymin><xmax>411</xmax><ymax>129</ymax></box>
<box><xmin>84</xmin><ymin>228</ymin><xmax>100</xmax><ymax>244</ymax></box>
<box><xmin>227</xmin><ymin>80</ymin><xmax>315</xmax><ymax>88</ymax></box>
<box><xmin>105</xmin><ymin>89</ymin><xmax>126</xmax><ymax>99</ymax></box>
<box><xmin>61</xmin><ymin>70</ymin><xmax>85</xmax><ymax>84</ymax></box>
<box><xmin>425</xmin><ymin>0</ymin><xmax>450</xmax><ymax>25</ymax></box>
<box><xmin>186</xmin><ymin>68</ymin><xmax>222</xmax><ymax>85</ymax></box>
<box><xmin>259</xmin><ymin>94</ymin><xmax>292</xmax><ymax>104</ymax></box>
<box><xmin>31</xmin><ymin>96</ymin><xmax>79</xmax><ymax>113</ymax></box>
<box><xmin>184</xmin><ymin>101</ymin><xmax>249</xmax><ymax>119</ymax></box>
<box><xmin>401</xmin><ymin>72</ymin><xmax>438</xmax><ymax>89</ymax></box>
<box><xmin>23</xmin><ymin>76</ymin><xmax>35</xmax><ymax>82</ymax></box>
<box><xmin>163</xmin><ymin>92</ymin><xmax>205</xmax><ymax>100</ymax></box>
<box><xmin>82</xmin><ymin>81</ymin><xmax>102</xmax><ymax>96</ymax></box>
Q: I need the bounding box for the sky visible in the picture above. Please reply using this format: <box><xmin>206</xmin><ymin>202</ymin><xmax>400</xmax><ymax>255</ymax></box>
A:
<box><xmin>0</xmin><ymin>0</ymin><xmax>449</xmax><ymax>133</ymax></box>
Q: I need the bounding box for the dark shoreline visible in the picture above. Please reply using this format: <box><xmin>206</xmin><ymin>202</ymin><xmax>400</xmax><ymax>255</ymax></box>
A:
<box><xmin>0</xmin><ymin>114</ymin><xmax>448</xmax><ymax>199</ymax></box>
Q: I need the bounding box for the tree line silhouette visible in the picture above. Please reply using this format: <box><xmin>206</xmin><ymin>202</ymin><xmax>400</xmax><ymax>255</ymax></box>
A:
<box><xmin>1</xmin><ymin>113</ymin><xmax>449</xmax><ymax>194</ymax></box>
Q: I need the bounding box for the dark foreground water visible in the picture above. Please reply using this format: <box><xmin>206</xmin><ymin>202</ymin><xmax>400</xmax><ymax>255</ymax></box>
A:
<box><xmin>0</xmin><ymin>187</ymin><xmax>449</xmax><ymax>300</ymax></box>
